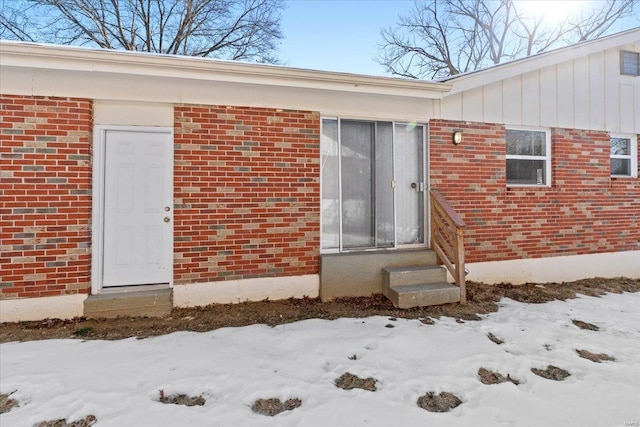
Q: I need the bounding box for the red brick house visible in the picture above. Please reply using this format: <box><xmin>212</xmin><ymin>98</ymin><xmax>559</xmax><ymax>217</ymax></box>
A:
<box><xmin>1</xmin><ymin>29</ymin><xmax>638</xmax><ymax>321</ymax></box>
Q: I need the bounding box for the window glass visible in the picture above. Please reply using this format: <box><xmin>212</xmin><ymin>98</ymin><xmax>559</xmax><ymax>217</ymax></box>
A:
<box><xmin>610</xmin><ymin>137</ymin><xmax>630</xmax><ymax>155</ymax></box>
<box><xmin>507</xmin><ymin>159</ymin><xmax>546</xmax><ymax>185</ymax></box>
<box><xmin>506</xmin><ymin>130</ymin><xmax>546</xmax><ymax>156</ymax></box>
<box><xmin>620</xmin><ymin>51</ymin><xmax>640</xmax><ymax>76</ymax></box>
<box><xmin>611</xmin><ymin>158</ymin><xmax>631</xmax><ymax>176</ymax></box>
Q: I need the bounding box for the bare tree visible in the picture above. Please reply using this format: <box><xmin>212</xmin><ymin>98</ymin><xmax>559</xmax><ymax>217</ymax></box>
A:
<box><xmin>0</xmin><ymin>0</ymin><xmax>284</xmax><ymax>63</ymax></box>
<box><xmin>378</xmin><ymin>0</ymin><xmax>639</xmax><ymax>79</ymax></box>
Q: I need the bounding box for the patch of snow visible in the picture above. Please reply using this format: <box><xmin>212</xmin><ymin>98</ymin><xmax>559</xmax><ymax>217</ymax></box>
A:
<box><xmin>2</xmin><ymin>292</ymin><xmax>640</xmax><ymax>426</ymax></box>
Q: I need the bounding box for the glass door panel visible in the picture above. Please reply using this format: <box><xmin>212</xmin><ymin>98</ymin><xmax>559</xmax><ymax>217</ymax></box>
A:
<box><xmin>394</xmin><ymin>124</ymin><xmax>424</xmax><ymax>245</ymax></box>
<box><xmin>375</xmin><ymin>122</ymin><xmax>394</xmax><ymax>247</ymax></box>
<box><xmin>340</xmin><ymin>120</ymin><xmax>374</xmax><ymax>249</ymax></box>
<box><xmin>321</xmin><ymin>119</ymin><xmax>340</xmax><ymax>250</ymax></box>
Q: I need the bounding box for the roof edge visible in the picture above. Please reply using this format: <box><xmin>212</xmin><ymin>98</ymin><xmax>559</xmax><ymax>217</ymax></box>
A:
<box><xmin>441</xmin><ymin>27</ymin><xmax>640</xmax><ymax>94</ymax></box>
<box><xmin>0</xmin><ymin>40</ymin><xmax>452</xmax><ymax>98</ymax></box>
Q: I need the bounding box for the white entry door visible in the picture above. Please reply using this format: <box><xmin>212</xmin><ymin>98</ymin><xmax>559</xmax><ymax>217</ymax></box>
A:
<box><xmin>102</xmin><ymin>129</ymin><xmax>173</xmax><ymax>287</ymax></box>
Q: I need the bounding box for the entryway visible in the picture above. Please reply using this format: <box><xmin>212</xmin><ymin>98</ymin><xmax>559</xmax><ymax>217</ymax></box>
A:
<box><xmin>320</xmin><ymin>119</ymin><xmax>427</xmax><ymax>252</ymax></box>
<box><xmin>88</xmin><ymin>126</ymin><xmax>173</xmax><ymax>316</ymax></box>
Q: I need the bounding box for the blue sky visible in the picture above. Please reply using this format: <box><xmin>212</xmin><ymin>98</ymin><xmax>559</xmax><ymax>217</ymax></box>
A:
<box><xmin>278</xmin><ymin>0</ymin><xmax>640</xmax><ymax>77</ymax></box>
<box><xmin>279</xmin><ymin>0</ymin><xmax>416</xmax><ymax>76</ymax></box>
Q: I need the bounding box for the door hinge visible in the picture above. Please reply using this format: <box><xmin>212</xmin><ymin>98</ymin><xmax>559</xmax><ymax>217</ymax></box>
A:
<box><xmin>391</xmin><ymin>180</ymin><xmax>397</xmax><ymax>188</ymax></box>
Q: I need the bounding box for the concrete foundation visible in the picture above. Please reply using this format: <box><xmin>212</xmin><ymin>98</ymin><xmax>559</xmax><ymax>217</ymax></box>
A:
<box><xmin>83</xmin><ymin>286</ymin><xmax>172</xmax><ymax>318</ymax></box>
<box><xmin>320</xmin><ymin>249</ymin><xmax>437</xmax><ymax>300</ymax></box>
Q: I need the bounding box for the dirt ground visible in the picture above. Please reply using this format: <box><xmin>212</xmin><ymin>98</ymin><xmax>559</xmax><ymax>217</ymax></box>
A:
<box><xmin>1</xmin><ymin>277</ymin><xmax>638</xmax><ymax>344</ymax></box>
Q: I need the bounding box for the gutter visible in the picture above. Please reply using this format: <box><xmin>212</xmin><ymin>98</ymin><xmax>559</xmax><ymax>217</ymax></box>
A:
<box><xmin>0</xmin><ymin>40</ymin><xmax>452</xmax><ymax>99</ymax></box>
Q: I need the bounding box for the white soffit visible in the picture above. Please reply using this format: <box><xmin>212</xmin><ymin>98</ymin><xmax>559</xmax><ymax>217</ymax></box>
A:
<box><xmin>0</xmin><ymin>41</ymin><xmax>451</xmax><ymax>99</ymax></box>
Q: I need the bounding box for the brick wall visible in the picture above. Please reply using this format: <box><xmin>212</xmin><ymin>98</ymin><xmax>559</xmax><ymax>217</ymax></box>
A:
<box><xmin>430</xmin><ymin>119</ymin><xmax>640</xmax><ymax>263</ymax></box>
<box><xmin>3</xmin><ymin>96</ymin><xmax>635</xmax><ymax>299</ymax></box>
<box><xmin>0</xmin><ymin>95</ymin><xmax>93</xmax><ymax>298</ymax></box>
<box><xmin>173</xmin><ymin>105</ymin><xmax>320</xmax><ymax>284</ymax></box>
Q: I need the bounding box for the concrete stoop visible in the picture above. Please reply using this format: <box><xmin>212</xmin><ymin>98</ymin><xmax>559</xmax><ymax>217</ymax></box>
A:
<box><xmin>84</xmin><ymin>287</ymin><xmax>172</xmax><ymax>318</ymax></box>
<box><xmin>382</xmin><ymin>265</ymin><xmax>460</xmax><ymax>308</ymax></box>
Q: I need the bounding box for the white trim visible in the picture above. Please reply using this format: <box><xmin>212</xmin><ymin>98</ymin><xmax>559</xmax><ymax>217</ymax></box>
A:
<box><xmin>460</xmin><ymin>250</ymin><xmax>640</xmax><ymax>285</ymax></box>
<box><xmin>610</xmin><ymin>133</ymin><xmax>638</xmax><ymax>178</ymax></box>
<box><xmin>0</xmin><ymin>294</ymin><xmax>87</xmax><ymax>322</ymax></box>
<box><xmin>0</xmin><ymin>40</ymin><xmax>451</xmax><ymax>99</ymax></box>
<box><xmin>173</xmin><ymin>274</ymin><xmax>320</xmax><ymax>307</ymax></box>
<box><xmin>91</xmin><ymin>125</ymin><xmax>174</xmax><ymax>294</ymax></box>
<box><xmin>505</xmin><ymin>126</ymin><xmax>552</xmax><ymax>187</ymax></box>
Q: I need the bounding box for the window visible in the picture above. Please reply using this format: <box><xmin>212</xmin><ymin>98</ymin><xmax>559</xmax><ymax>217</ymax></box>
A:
<box><xmin>620</xmin><ymin>50</ymin><xmax>640</xmax><ymax>76</ymax></box>
<box><xmin>610</xmin><ymin>134</ymin><xmax>638</xmax><ymax>178</ymax></box>
<box><xmin>506</xmin><ymin>128</ymin><xmax>551</xmax><ymax>186</ymax></box>
<box><xmin>321</xmin><ymin>118</ymin><xmax>426</xmax><ymax>252</ymax></box>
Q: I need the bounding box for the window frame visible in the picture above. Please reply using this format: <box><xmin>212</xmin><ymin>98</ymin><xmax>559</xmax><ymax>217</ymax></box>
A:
<box><xmin>610</xmin><ymin>133</ymin><xmax>638</xmax><ymax>178</ymax></box>
<box><xmin>620</xmin><ymin>50</ymin><xmax>640</xmax><ymax>76</ymax></box>
<box><xmin>505</xmin><ymin>126</ymin><xmax>552</xmax><ymax>188</ymax></box>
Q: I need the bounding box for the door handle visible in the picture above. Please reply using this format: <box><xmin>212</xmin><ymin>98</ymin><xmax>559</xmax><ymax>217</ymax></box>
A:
<box><xmin>410</xmin><ymin>182</ymin><xmax>425</xmax><ymax>192</ymax></box>
<box><xmin>164</xmin><ymin>217</ymin><xmax>170</xmax><ymax>223</ymax></box>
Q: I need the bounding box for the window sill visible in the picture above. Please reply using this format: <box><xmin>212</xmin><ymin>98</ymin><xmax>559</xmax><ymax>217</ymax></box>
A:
<box><xmin>506</xmin><ymin>184</ymin><xmax>551</xmax><ymax>189</ymax></box>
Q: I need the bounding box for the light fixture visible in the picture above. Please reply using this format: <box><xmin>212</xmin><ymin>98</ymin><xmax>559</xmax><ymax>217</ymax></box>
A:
<box><xmin>452</xmin><ymin>130</ymin><xmax>463</xmax><ymax>145</ymax></box>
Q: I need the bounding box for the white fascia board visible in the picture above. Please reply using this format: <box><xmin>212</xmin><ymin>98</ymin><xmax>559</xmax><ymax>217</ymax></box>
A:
<box><xmin>0</xmin><ymin>41</ymin><xmax>451</xmax><ymax>99</ymax></box>
<box><xmin>445</xmin><ymin>28</ymin><xmax>640</xmax><ymax>95</ymax></box>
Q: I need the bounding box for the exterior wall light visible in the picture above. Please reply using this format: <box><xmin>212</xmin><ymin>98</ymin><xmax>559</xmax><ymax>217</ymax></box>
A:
<box><xmin>453</xmin><ymin>130</ymin><xmax>463</xmax><ymax>145</ymax></box>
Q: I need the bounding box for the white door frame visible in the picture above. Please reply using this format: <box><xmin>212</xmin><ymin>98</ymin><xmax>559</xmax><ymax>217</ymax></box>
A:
<box><xmin>91</xmin><ymin>125</ymin><xmax>174</xmax><ymax>294</ymax></box>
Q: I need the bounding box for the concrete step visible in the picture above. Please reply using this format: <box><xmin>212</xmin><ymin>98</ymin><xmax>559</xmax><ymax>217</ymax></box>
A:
<box><xmin>321</xmin><ymin>249</ymin><xmax>438</xmax><ymax>300</ymax></box>
<box><xmin>383</xmin><ymin>282</ymin><xmax>460</xmax><ymax>309</ymax></box>
<box><xmin>382</xmin><ymin>264</ymin><xmax>447</xmax><ymax>289</ymax></box>
<box><xmin>84</xmin><ymin>287</ymin><xmax>172</xmax><ymax>318</ymax></box>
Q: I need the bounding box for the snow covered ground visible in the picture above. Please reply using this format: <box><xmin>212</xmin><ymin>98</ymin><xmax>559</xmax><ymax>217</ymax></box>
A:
<box><xmin>2</xmin><ymin>292</ymin><xmax>640</xmax><ymax>427</ymax></box>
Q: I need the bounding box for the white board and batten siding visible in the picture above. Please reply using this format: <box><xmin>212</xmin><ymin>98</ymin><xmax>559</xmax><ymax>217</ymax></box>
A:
<box><xmin>440</xmin><ymin>45</ymin><xmax>640</xmax><ymax>133</ymax></box>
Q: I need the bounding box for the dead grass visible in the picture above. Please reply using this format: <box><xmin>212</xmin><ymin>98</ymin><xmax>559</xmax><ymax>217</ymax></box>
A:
<box><xmin>335</xmin><ymin>372</ymin><xmax>377</xmax><ymax>392</ymax></box>
<box><xmin>531</xmin><ymin>365</ymin><xmax>571</xmax><ymax>381</ymax></box>
<box><xmin>572</xmin><ymin>320</ymin><xmax>599</xmax><ymax>331</ymax></box>
<box><xmin>251</xmin><ymin>398</ymin><xmax>302</xmax><ymax>416</ymax></box>
<box><xmin>0</xmin><ymin>278</ymin><xmax>637</xmax><ymax>343</ymax></box>
<box><xmin>158</xmin><ymin>389</ymin><xmax>205</xmax><ymax>407</ymax></box>
<box><xmin>576</xmin><ymin>349</ymin><xmax>616</xmax><ymax>363</ymax></box>
<box><xmin>0</xmin><ymin>392</ymin><xmax>19</xmax><ymax>414</ymax></box>
<box><xmin>33</xmin><ymin>415</ymin><xmax>97</xmax><ymax>427</ymax></box>
<box><xmin>417</xmin><ymin>392</ymin><xmax>462</xmax><ymax>412</ymax></box>
<box><xmin>477</xmin><ymin>368</ymin><xmax>520</xmax><ymax>385</ymax></box>
<box><xmin>486</xmin><ymin>332</ymin><xmax>504</xmax><ymax>345</ymax></box>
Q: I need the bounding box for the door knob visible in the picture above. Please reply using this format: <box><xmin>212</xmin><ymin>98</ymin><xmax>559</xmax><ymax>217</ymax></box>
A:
<box><xmin>164</xmin><ymin>206</ymin><xmax>171</xmax><ymax>212</ymax></box>
<box><xmin>410</xmin><ymin>182</ymin><xmax>425</xmax><ymax>192</ymax></box>
<box><xmin>164</xmin><ymin>217</ymin><xmax>170</xmax><ymax>223</ymax></box>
